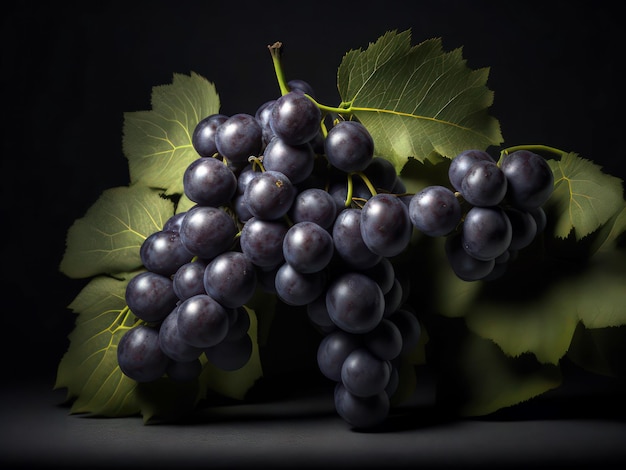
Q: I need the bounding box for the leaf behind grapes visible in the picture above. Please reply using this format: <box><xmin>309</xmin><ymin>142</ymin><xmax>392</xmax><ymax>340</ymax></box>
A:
<box><xmin>337</xmin><ymin>30</ymin><xmax>503</xmax><ymax>172</ymax></box>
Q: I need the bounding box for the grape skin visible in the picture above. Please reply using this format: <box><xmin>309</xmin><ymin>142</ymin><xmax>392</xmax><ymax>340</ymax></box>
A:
<box><xmin>500</xmin><ymin>150</ymin><xmax>554</xmax><ymax>210</ymax></box>
<box><xmin>274</xmin><ymin>262</ymin><xmax>326</xmax><ymax>306</ymax></box>
<box><xmin>125</xmin><ymin>271</ymin><xmax>178</xmax><ymax>323</ymax></box>
<box><xmin>282</xmin><ymin>221</ymin><xmax>334</xmax><ymax>273</ymax></box>
<box><xmin>460</xmin><ymin>160</ymin><xmax>508</xmax><ymax>207</ymax></box>
<box><xmin>179</xmin><ymin>205</ymin><xmax>238</xmax><ymax>260</ymax></box>
<box><xmin>183</xmin><ymin>156</ymin><xmax>238</xmax><ymax>207</ymax></box>
<box><xmin>203</xmin><ymin>251</ymin><xmax>257</xmax><ymax>309</ymax></box>
<box><xmin>139</xmin><ymin>230</ymin><xmax>193</xmax><ymax>277</ymax></box>
<box><xmin>158</xmin><ymin>307</ymin><xmax>204</xmax><ymax>362</ymax></box>
<box><xmin>239</xmin><ymin>217</ymin><xmax>289</xmax><ymax>268</ymax></box>
<box><xmin>448</xmin><ymin>149</ymin><xmax>494</xmax><ymax>192</ymax></box>
<box><xmin>334</xmin><ymin>383</ymin><xmax>389</xmax><ymax>429</ymax></box>
<box><xmin>243</xmin><ymin>170</ymin><xmax>296</xmax><ymax>221</ymax></box>
<box><xmin>360</xmin><ymin>193</ymin><xmax>412</xmax><ymax>258</ymax></box>
<box><xmin>176</xmin><ymin>294</ymin><xmax>230</xmax><ymax>348</ymax></box>
<box><xmin>332</xmin><ymin>208</ymin><xmax>381</xmax><ymax>269</ymax></box>
<box><xmin>262</xmin><ymin>137</ymin><xmax>315</xmax><ymax>184</ymax></box>
<box><xmin>445</xmin><ymin>232</ymin><xmax>496</xmax><ymax>281</ymax></box>
<box><xmin>192</xmin><ymin>114</ymin><xmax>228</xmax><ymax>157</ymax></box>
<box><xmin>204</xmin><ymin>334</ymin><xmax>253</xmax><ymax>371</ymax></box>
<box><xmin>289</xmin><ymin>187</ymin><xmax>338</xmax><ymax>230</ymax></box>
<box><xmin>326</xmin><ymin>272</ymin><xmax>384</xmax><ymax>334</ymax></box>
<box><xmin>214</xmin><ymin>113</ymin><xmax>263</xmax><ymax>164</ymax></box>
<box><xmin>461</xmin><ymin>206</ymin><xmax>513</xmax><ymax>261</ymax></box>
<box><xmin>316</xmin><ymin>329</ymin><xmax>362</xmax><ymax>382</ymax></box>
<box><xmin>270</xmin><ymin>91</ymin><xmax>321</xmax><ymax>146</ymax></box>
<box><xmin>324</xmin><ymin>121</ymin><xmax>374</xmax><ymax>173</ymax></box>
<box><xmin>409</xmin><ymin>185</ymin><xmax>462</xmax><ymax>237</ymax></box>
<box><xmin>117</xmin><ymin>325</ymin><xmax>170</xmax><ymax>383</ymax></box>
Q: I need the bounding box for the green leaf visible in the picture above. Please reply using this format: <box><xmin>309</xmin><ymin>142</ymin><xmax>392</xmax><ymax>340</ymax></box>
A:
<box><xmin>55</xmin><ymin>272</ymin><xmax>141</xmax><ymax>416</ymax></box>
<box><xmin>547</xmin><ymin>153</ymin><xmax>624</xmax><ymax>240</ymax></box>
<box><xmin>464</xmin><ymin>249</ymin><xmax>626</xmax><ymax>365</ymax></box>
<box><xmin>337</xmin><ymin>30</ymin><xmax>502</xmax><ymax>172</ymax></box>
<box><xmin>59</xmin><ymin>185</ymin><xmax>174</xmax><ymax>279</ymax></box>
<box><xmin>123</xmin><ymin>72</ymin><xmax>220</xmax><ymax>195</ymax></box>
<box><xmin>567</xmin><ymin>324</ymin><xmax>626</xmax><ymax>378</ymax></box>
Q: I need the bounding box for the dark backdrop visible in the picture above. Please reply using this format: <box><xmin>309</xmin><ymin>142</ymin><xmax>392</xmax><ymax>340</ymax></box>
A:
<box><xmin>2</xmin><ymin>1</ymin><xmax>624</xmax><ymax>386</ymax></box>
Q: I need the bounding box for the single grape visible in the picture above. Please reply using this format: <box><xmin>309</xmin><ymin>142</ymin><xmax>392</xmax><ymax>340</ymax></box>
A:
<box><xmin>274</xmin><ymin>262</ymin><xmax>326</xmax><ymax>306</ymax></box>
<box><xmin>505</xmin><ymin>207</ymin><xmax>538</xmax><ymax>250</ymax></box>
<box><xmin>204</xmin><ymin>334</ymin><xmax>253</xmax><ymax>371</ymax></box>
<box><xmin>203</xmin><ymin>251</ymin><xmax>257</xmax><ymax>309</ymax></box>
<box><xmin>140</xmin><ymin>230</ymin><xmax>193</xmax><ymax>276</ymax></box>
<box><xmin>192</xmin><ymin>114</ymin><xmax>229</xmax><ymax>157</ymax></box>
<box><xmin>214</xmin><ymin>113</ymin><xmax>263</xmax><ymax>164</ymax></box>
<box><xmin>360</xmin><ymin>193</ymin><xmax>412</xmax><ymax>257</ymax></box>
<box><xmin>307</xmin><ymin>293</ymin><xmax>335</xmax><ymax>329</ymax></box>
<box><xmin>236</xmin><ymin>163</ymin><xmax>258</xmax><ymax>194</ymax></box>
<box><xmin>117</xmin><ymin>325</ymin><xmax>170</xmax><ymax>383</ymax></box>
<box><xmin>409</xmin><ymin>185</ymin><xmax>462</xmax><ymax>237</ymax></box>
<box><xmin>363</xmin><ymin>318</ymin><xmax>403</xmax><ymax>361</ymax></box>
<box><xmin>223</xmin><ymin>306</ymin><xmax>250</xmax><ymax>342</ymax></box>
<box><xmin>360</xmin><ymin>257</ymin><xmax>395</xmax><ymax>295</ymax></box>
<box><xmin>255</xmin><ymin>100</ymin><xmax>276</xmax><ymax>147</ymax></box>
<box><xmin>387</xmin><ymin>308</ymin><xmax>422</xmax><ymax>355</ymax></box>
<box><xmin>183</xmin><ymin>156</ymin><xmax>238</xmax><ymax>207</ymax></box>
<box><xmin>448</xmin><ymin>149</ymin><xmax>494</xmax><ymax>192</ymax></box>
<box><xmin>125</xmin><ymin>271</ymin><xmax>178</xmax><ymax>323</ymax></box>
<box><xmin>239</xmin><ymin>217</ymin><xmax>289</xmax><ymax>268</ymax></box>
<box><xmin>270</xmin><ymin>91</ymin><xmax>321</xmax><ymax>145</ymax></box>
<box><xmin>176</xmin><ymin>294</ymin><xmax>230</xmax><ymax>348</ymax></box>
<box><xmin>179</xmin><ymin>205</ymin><xmax>238</xmax><ymax>259</ymax></box>
<box><xmin>316</xmin><ymin>329</ymin><xmax>362</xmax><ymax>382</ymax></box>
<box><xmin>282</xmin><ymin>221</ymin><xmax>334</xmax><ymax>273</ymax></box>
<box><xmin>382</xmin><ymin>278</ymin><xmax>403</xmax><ymax>317</ymax></box>
<box><xmin>243</xmin><ymin>170</ymin><xmax>296</xmax><ymax>220</ymax></box>
<box><xmin>460</xmin><ymin>160</ymin><xmax>508</xmax><ymax>207</ymax></box>
<box><xmin>172</xmin><ymin>260</ymin><xmax>208</xmax><ymax>301</ymax></box>
<box><xmin>444</xmin><ymin>232</ymin><xmax>496</xmax><ymax>281</ymax></box>
<box><xmin>500</xmin><ymin>150</ymin><xmax>554</xmax><ymax>210</ymax></box>
<box><xmin>289</xmin><ymin>187</ymin><xmax>338</xmax><ymax>230</ymax></box>
<box><xmin>158</xmin><ymin>307</ymin><xmax>204</xmax><ymax>362</ymax></box>
<box><xmin>162</xmin><ymin>211</ymin><xmax>186</xmax><ymax>232</ymax></box>
<box><xmin>530</xmin><ymin>206</ymin><xmax>547</xmax><ymax>233</ymax></box>
<box><xmin>334</xmin><ymin>383</ymin><xmax>389</xmax><ymax>429</ymax></box>
<box><xmin>324</xmin><ymin>121</ymin><xmax>374</xmax><ymax>173</ymax></box>
<box><xmin>262</xmin><ymin>136</ymin><xmax>315</xmax><ymax>184</ymax></box>
<box><xmin>287</xmin><ymin>78</ymin><xmax>316</xmax><ymax>98</ymax></box>
<box><xmin>233</xmin><ymin>194</ymin><xmax>253</xmax><ymax>223</ymax></box>
<box><xmin>166</xmin><ymin>358</ymin><xmax>202</xmax><ymax>382</ymax></box>
<box><xmin>461</xmin><ymin>206</ymin><xmax>513</xmax><ymax>261</ymax></box>
<box><xmin>341</xmin><ymin>347</ymin><xmax>391</xmax><ymax>397</ymax></box>
<box><xmin>326</xmin><ymin>272</ymin><xmax>384</xmax><ymax>334</ymax></box>
<box><xmin>332</xmin><ymin>208</ymin><xmax>381</xmax><ymax>269</ymax></box>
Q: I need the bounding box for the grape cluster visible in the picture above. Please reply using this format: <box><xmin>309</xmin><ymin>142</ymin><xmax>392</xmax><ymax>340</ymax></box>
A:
<box><xmin>409</xmin><ymin>149</ymin><xmax>553</xmax><ymax>281</ymax></box>
<box><xmin>117</xmin><ymin>79</ymin><xmax>423</xmax><ymax>428</ymax></box>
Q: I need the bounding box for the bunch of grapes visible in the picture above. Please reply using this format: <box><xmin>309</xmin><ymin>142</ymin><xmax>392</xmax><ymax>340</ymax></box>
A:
<box><xmin>409</xmin><ymin>149</ymin><xmax>553</xmax><ymax>281</ymax></box>
<box><xmin>117</xmin><ymin>77</ymin><xmax>553</xmax><ymax>429</ymax></box>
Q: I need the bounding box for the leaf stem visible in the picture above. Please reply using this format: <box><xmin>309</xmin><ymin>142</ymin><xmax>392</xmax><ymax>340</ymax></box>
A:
<box><xmin>500</xmin><ymin>144</ymin><xmax>567</xmax><ymax>159</ymax></box>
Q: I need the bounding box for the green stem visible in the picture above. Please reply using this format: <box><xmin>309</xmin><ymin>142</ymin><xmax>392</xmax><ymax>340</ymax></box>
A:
<box><xmin>344</xmin><ymin>173</ymin><xmax>354</xmax><ymax>208</ymax></box>
<box><xmin>268</xmin><ymin>42</ymin><xmax>291</xmax><ymax>96</ymax></box>
<box><xmin>354</xmin><ymin>172</ymin><xmax>378</xmax><ymax>197</ymax></box>
<box><xmin>500</xmin><ymin>144</ymin><xmax>567</xmax><ymax>159</ymax></box>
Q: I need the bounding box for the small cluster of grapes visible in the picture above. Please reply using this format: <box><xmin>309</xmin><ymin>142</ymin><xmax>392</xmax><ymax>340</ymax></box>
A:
<box><xmin>409</xmin><ymin>149</ymin><xmax>553</xmax><ymax>281</ymax></box>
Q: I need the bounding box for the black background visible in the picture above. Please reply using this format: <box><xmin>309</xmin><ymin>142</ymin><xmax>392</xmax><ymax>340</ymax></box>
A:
<box><xmin>2</xmin><ymin>0</ymin><xmax>625</xmax><ymax>390</ymax></box>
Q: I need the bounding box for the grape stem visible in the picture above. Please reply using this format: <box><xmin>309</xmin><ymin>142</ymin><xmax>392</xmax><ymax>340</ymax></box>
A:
<box><xmin>500</xmin><ymin>144</ymin><xmax>567</xmax><ymax>160</ymax></box>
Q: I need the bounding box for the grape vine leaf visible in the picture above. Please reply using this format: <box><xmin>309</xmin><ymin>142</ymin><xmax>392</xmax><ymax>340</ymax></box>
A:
<box><xmin>59</xmin><ymin>185</ymin><xmax>174</xmax><ymax>279</ymax></box>
<box><xmin>123</xmin><ymin>72</ymin><xmax>220</xmax><ymax>195</ymax></box>
<box><xmin>337</xmin><ymin>29</ymin><xmax>503</xmax><ymax>173</ymax></box>
<box><xmin>547</xmin><ymin>153</ymin><xmax>624</xmax><ymax>240</ymax></box>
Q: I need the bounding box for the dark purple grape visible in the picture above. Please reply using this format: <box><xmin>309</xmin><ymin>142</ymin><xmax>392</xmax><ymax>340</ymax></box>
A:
<box><xmin>117</xmin><ymin>325</ymin><xmax>170</xmax><ymax>382</ymax></box>
<box><xmin>448</xmin><ymin>149</ymin><xmax>494</xmax><ymax>191</ymax></box>
<box><xmin>183</xmin><ymin>156</ymin><xmax>238</xmax><ymax>207</ymax></box>
<box><xmin>158</xmin><ymin>307</ymin><xmax>204</xmax><ymax>362</ymax></box>
<box><xmin>282</xmin><ymin>221</ymin><xmax>334</xmax><ymax>273</ymax></box>
<box><xmin>214</xmin><ymin>113</ymin><xmax>263</xmax><ymax>164</ymax></box>
<box><xmin>166</xmin><ymin>358</ymin><xmax>202</xmax><ymax>382</ymax></box>
<box><xmin>324</xmin><ymin>121</ymin><xmax>374</xmax><ymax>173</ymax></box>
<box><xmin>332</xmin><ymin>208</ymin><xmax>381</xmax><ymax>269</ymax></box>
<box><xmin>307</xmin><ymin>294</ymin><xmax>335</xmax><ymax>329</ymax></box>
<box><xmin>270</xmin><ymin>91</ymin><xmax>321</xmax><ymax>145</ymax></box>
<box><xmin>341</xmin><ymin>347</ymin><xmax>391</xmax><ymax>397</ymax></box>
<box><xmin>360</xmin><ymin>258</ymin><xmax>395</xmax><ymax>295</ymax></box>
<box><xmin>316</xmin><ymin>329</ymin><xmax>362</xmax><ymax>382</ymax></box>
<box><xmin>262</xmin><ymin>137</ymin><xmax>315</xmax><ymax>184</ymax></box>
<box><xmin>125</xmin><ymin>271</ymin><xmax>178</xmax><ymax>323</ymax></box>
<box><xmin>500</xmin><ymin>150</ymin><xmax>554</xmax><ymax>210</ymax></box>
<box><xmin>233</xmin><ymin>194</ymin><xmax>253</xmax><ymax>223</ymax></box>
<box><xmin>243</xmin><ymin>170</ymin><xmax>296</xmax><ymax>220</ymax></box>
<box><xmin>224</xmin><ymin>306</ymin><xmax>250</xmax><ymax>342</ymax></box>
<box><xmin>409</xmin><ymin>185</ymin><xmax>462</xmax><ymax>237</ymax></box>
<box><xmin>444</xmin><ymin>232</ymin><xmax>496</xmax><ymax>281</ymax></box>
<box><xmin>176</xmin><ymin>294</ymin><xmax>230</xmax><ymax>348</ymax></box>
<box><xmin>505</xmin><ymin>207</ymin><xmax>538</xmax><ymax>250</ymax></box>
<box><xmin>360</xmin><ymin>193</ymin><xmax>412</xmax><ymax>257</ymax></box>
<box><xmin>274</xmin><ymin>262</ymin><xmax>326</xmax><ymax>306</ymax></box>
<box><xmin>530</xmin><ymin>206</ymin><xmax>547</xmax><ymax>233</ymax></box>
<box><xmin>362</xmin><ymin>157</ymin><xmax>398</xmax><ymax>193</ymax></box>
<box><xmin>462</xmin><ymin>206</ymin><xmax>513</xmax><ymax>261</ymax></box>
<box><xmin>387</xmin><ymin>308</ymin><xmax>422</xmax><ymax>355</ymax></box>
<box><xmin>203</xmin><ymin>251</ymin><xmax>257</xmax><ymax>309</ymax></box>
<box><xmin>140</xmin><ymin>230</ymin><xmax>193</xmax><ymax>276</ymax></box>
<box><xmin>382</xmin><ymin>278</ymin><xmax>403</xmax><ymax>317</ymax></box>
<box><xmin>287</xmin><ymin>78</ymin><xmax>316</xmax><ymax>98</ymax></box>
<box><xmin>289</xmin><ymin>187</ymin><xmax>338</xmax><ymax>230</ymax></box>
<box><xmin>334</xmin><ymin>383</ymin><xmax>389</xmax><ymax>429</ymax></box>
<box><xmin>326</xmin><ymin>272</ymin><xmax>384</xmax><ymax>334</ymax></box>
<box><xmin>204</xmin><ymin>334</ymin><xmax>253</xmax><ymax>371</ymax></box>
<box><xmin>236</xmin><ymin>163</ymin><xmax>258</xmax><ymax>194</ymax></box>
<box><xmin>239</xmin><ymin>217</ymin><xmax>289</xmax><ymax>268</ymax></box>
<box><xmin>172</xmin><ymin>260</ymin><xmax>208</xmax><ymax>301</ymax></box>
<box><xmin>192</xmin><ymin>114</ymin><xmax>229</xmax><ymax>157</ymax></box>
<box><xmin>255</xmin><ymin>100</ymin><xmax>276</xmax><ymax>146</ymax></box>
<box><xmin>162</xmin><ymin>212</ymin><xmax>186</xmax><ymax>232</ymax></box>
<box><xmin>363</xmin><ymin>318</ymin><xmax>403</xmax><ymax>361</ymax></box>
<box><xmin>179</xmin><ymin>205</ymin><xmax>237</xmax><ymax>259</ymax></box>
<box><xmin>460</xmin><ymin>160</ymin><xmax>508</xmax><ymax>207</ymax></box>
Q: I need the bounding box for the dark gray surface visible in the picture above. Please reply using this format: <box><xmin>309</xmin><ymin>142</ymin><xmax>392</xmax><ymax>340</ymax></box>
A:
<box><xmin>2</xmin><ymin>375</ymin><xmax>624</xmax><ymax>470</ymax></box>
